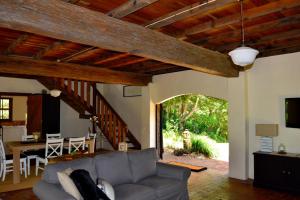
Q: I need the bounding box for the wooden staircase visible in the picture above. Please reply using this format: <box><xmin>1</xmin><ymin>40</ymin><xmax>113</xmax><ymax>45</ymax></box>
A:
<box><xmin>38</xmin><ymin>78</ymin><xmax>141</xmax><ymax>150</ymax></box>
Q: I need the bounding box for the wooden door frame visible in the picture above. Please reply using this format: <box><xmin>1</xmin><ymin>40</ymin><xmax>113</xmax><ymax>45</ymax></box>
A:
<box><xmin>156</xmin><ymin>103</ymin><xmax>164</xmax><ymax>159</ymax></box>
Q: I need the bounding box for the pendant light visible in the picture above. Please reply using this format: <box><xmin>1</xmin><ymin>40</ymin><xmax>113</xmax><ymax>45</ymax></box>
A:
<box><xmin>229</xmin><ymin>0</ymin><xmax>259</xmax><ymax>67</ymax></box>
<box><xmin>50</xmin><ymin>78</ymin><xmax>62</xmax><ymax>97</ymax></box>
<box><xmin>50</xmin><ymin>89</ymin><xmax>61</xmax><ymax>97</ymax></box>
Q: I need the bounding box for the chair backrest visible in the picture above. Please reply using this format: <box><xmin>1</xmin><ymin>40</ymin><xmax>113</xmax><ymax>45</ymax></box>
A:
<box><xmin>68</xmin><ymin>137</ymin><xmax>85</xmax><ymax>154</ymax></box>
<box><xmin>0</xmin><ymin>139</ymin><xmax>6</xmax><ymax>161</ymax></box>
<box><xmin>22</xmin><ymin>135</ymin><xmax>34</xmax><ymax>141</ymax></box>
<box><xmin>45</xmin><ymin>138</ymin><xmax>64</xmax><ymax>159</ymax></box>
<box><xmin>89</xmin><ymin>133</ymin><xmax>97</xmax><ymax>139</ymax></box>
<box><xmin>46</xmin><ymin>133</ymin><xmax>61</xmax><ymax>139</ymax></box>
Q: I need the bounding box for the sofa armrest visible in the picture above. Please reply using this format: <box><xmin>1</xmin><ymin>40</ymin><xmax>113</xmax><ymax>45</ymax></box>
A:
<box><xmin>156</xmin><ymin>162</ymin><xmax>191</xmax><ymax>181</ymax></box>
<box><xmin>33</xmin><ymin>180</ymin><xmax>76</xmax><ymax>200</ymax></box>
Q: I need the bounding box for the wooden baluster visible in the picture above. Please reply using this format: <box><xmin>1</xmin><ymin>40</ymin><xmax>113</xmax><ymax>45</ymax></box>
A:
<box><xmin>86</xmin><ymin>82</ymin><xmax>90</xmax><ymax>106</ymax></box>
<box><xmin>117</xmin><ymin>120</ymin><xmax>121</xmax><ymax>144</ymax></box>
<box><xmin>67</xmin><ymin>79</ymin><xmax>72</xmax><ymax>93</ymax></box>
<box><xmin>97</xmin><ymin>101</ymin><xmax>101</xmax><ymax>129</ymax></box>
<box><xmin>97</xmin><ymin>94</ymin><xmax>100</xmax><ymax>116</ymax></box>
<box><xmin>74</xmin><ymin>80</ymin><xmax>78</xmax><ymax>96</ymax></box>
<box><xmin>80</xmin><ymin>81</ymin><xmax>85</xmax><ymax>102</ymax></box>
<box><xmin>109</xmin><ymin>109</ymin><xmax>113</xmax><ymax>143</ymax></box>
<box><xmin>56</xmin><ymin>78</ymin><xmax>65</xmax><ymax>89</ymax></box>
<box><xmin>123</xmin><ymin>126</ymin><xmax>127</xmax><ymax>143</ymax></box>
<box><xmin>112</xmin><ymin>115</ymin><xmax>116</xmax><ymax>149</ymax></box>
<box><xmin>92</xmin><ymin>83</ymin><xmax>96</xmax><ymax>109</ymax></box>
<box><xmin>118</xmin><ymin>120</ymin><xmax>122</xmax><ymax>144</ymax></box>
<box><xmin>106</xmin><ymin>106</ymin><xmax>109</xmax><ymax>136</ymax></box>
<box><xmin>101</xmin><ymin>99</ymin><xmax>105</xmax><ymax>131</ymax></box>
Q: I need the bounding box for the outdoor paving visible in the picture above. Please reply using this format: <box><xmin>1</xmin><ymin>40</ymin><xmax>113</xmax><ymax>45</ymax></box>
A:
<box><xmin>162</xmin><ymin>151</ymin><xmax>229</xmax><ymax>173</ymax></box>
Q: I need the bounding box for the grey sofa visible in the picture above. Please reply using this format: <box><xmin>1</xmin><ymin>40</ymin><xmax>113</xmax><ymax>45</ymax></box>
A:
<box><xmin>33</xmin><ymin>148</ymin><xmax>191</xmax><ymax>200</ymax></box>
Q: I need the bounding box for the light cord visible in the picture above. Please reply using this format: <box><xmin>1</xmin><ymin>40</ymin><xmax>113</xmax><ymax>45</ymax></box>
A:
<box><xmin>240</xmin><ymin>0</ymin><xmax>245</xmax><ymax>46</ymax></box>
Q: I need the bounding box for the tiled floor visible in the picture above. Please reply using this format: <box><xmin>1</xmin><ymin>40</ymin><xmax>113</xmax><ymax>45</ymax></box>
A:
<box><xmin>1</xmin><ymin>155</ymin><xmax>300</xmax><ymax>200</ymax></box>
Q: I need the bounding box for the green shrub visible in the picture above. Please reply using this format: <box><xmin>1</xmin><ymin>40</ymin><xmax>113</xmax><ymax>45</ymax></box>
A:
<box><xmin>190</xmin><ymin>135</ymin><xmax>217</xmax><ymax>158</ymax></box>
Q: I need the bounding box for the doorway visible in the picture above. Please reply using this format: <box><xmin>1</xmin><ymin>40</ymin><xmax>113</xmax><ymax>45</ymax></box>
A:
<box><xmin>156</xmin><ymin>94</ymin><xmax>229</xmax><ymax>173</ymax></box>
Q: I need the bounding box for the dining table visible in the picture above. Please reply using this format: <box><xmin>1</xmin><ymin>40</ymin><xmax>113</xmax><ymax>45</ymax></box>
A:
<box><xmin>6</xmin><ymin>138</ymin><xmax>95</xmax><ymax>184</ymax></box>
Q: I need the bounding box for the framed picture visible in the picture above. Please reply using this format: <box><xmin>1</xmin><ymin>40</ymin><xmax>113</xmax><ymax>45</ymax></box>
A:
<box><xmin>123</xmin><ymin>86</ymin><xmax>142</xmax><ymax>97</ymax></box>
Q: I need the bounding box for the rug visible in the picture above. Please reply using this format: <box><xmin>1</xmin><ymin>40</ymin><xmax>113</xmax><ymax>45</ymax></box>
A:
<box><xmin>167</xmin><ymin>161</ymin><xmax>207</xmax><ymax>172</ymax></box>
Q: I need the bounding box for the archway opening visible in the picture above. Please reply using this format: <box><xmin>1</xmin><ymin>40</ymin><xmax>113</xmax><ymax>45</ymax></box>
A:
<box><xmin>159</xmin><ymin>94</ymin><xmax>229</xmax><ymax>174</ymax></box>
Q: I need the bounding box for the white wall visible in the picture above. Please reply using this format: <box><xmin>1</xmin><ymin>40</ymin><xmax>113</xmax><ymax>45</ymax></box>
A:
<box><xmin>0</xmin><ymin>77</ymin><xmax>90</xmax><ymax>139</ymax></box>
<box><xmin>101</xmin><ymin>70</ymin><xmax>248</xmax><ymax>180</ymax></box>
<box><xmin>248</xmin><ymin>52</ymin><xmax>300</xmax><ymax>179</ymax></box>
<box><xmin>101</xmin><ymin>84</ymin><xmax>143</xmax><ymax>142</ymax></box>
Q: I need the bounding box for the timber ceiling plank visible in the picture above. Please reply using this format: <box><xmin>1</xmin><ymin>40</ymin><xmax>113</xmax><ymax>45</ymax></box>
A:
<box><xmin>3</xmin><ymin>34</ymin><xmax>29</xmax><ymax>55</ymax></box>
<box><xmin>144</xmin><ymin>0</ymin><xmax>237</xmax><ymax>29</ymax></box>
<box><xmin>0</xmin><ymin>55</ymin><xmax>152</xmax><ymax>86</ymax></box>
<box><xmin>177</xmin><ymin>0</ymin><xmax>300</xmax><ymax>40</ymax></box>
<box><xmin>107</xmin><ymin>0</ymin><xmax>159</xmax><ymax>19</ymax></box>
<box><xmin>194</xmin><ymin>14</ymin><xmax>300</xmax><ymax>46</ymax></box>
<box><xmin>0</xmin><ymin>0</ymin><xmax>238</xmax><ymax>77</ymax></box>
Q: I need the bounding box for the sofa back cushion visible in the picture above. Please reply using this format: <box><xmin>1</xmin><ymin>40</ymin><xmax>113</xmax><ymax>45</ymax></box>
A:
<box><xmin>128</xmin><ymin>148</ymin><xmax>158</xmax><ymax>182</ymax></box>
<box><xmin>94</xmin><ymin>151</ymin><xmax>133</xmax><ymax>186</ymax></box>
<box><xmin>42</xmin><ymin>157</ymin><xmax>97</xmax><ymax>184</ymax></box>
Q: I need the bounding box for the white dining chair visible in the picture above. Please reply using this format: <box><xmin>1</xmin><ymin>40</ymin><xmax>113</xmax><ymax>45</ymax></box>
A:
<box><xmin>22</xmin><ymin>135</ymin><xmax>38</xmax><ymax>176</ymax></box>
<box><xmin>46</xmin><ymin>133</ymin><xmax>61</xmax><ymax>139</ymax></box>
<box><xmin>68</xmin><ymin>137</ymin><xmax>85</xmax><ymax>154</ymax></box>
<box><xmin>35</xmin><ymin>138</ymin><xmax>64</xmax><ymax>176</ymax></box>
<box><xmin>0</xmin><ymin>139</ymin><xmax>27</xmax><ymax>181</ymax></box>
<box><xmin>89</xmin><ymin>133</ymin><xmax>97</xmax><ymax>140</ymax></box>
<box><xmin>85</xmin><ymin>133</ymin><xmax>97</xmax><ymax>149</ymax></box>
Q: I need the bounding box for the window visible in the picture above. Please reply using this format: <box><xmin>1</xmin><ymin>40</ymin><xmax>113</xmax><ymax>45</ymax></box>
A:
<box><xmin>0</xmin><ymin>98</ymin><xmax>12</xmax><ymax>121</ymax></box>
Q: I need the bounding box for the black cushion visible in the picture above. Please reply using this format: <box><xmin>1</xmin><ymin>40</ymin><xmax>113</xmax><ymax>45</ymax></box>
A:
<box><xmin>70</xmin><ymin>169</ymin><xmax>110</xmax><ymax>200</ymax></box>
<box><xmin>6</xmin><ymin>153</ymin><xmax>27</xmax><ymax>160</ymax></box>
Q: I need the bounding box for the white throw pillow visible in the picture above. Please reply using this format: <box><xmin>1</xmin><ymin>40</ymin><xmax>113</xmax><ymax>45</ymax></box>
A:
<box><xmin>57</xmin><ymin>168</ymin><xmax>83</xmax><ymax>200</ymax></box>
<box><xmin>98</xmin><ymin>180</ymin><xmax>115</xmax><ymax>200</ymax></box>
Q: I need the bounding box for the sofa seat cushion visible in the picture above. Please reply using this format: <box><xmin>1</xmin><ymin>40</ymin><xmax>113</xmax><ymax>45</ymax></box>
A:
<box><xmin>127</xmin><ymin>148</ymin><xmax>158</xmax><ymax>182</ymax></box>
<box><xmin>138</xmin><ymin>176</ymin><xmax>183</xmax><ymax>199</ymax></box>
<box><xmin>114</xmin><ymin>184</ymin><xmax>156</xmax><ymax>200</ymax></box>
<box><xmin>42</xmin><ymin>158</ymin><xmax>97</xmax><ymax>184</ymax></box>
<box><xmin>95</xmin><ymin>152</ymin><xmax>133</xmax><ymax>186</ymax></box>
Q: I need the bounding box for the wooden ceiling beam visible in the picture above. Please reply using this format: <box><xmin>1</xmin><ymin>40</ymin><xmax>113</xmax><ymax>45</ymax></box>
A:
<box><xmin>0</xmin><ymin>55</ymin><xmax>152</xmax><ymax>86</ymax></box>
<box><xmin>144</xmin><ymin>0</ymin><xmax>236</xmax><ymax>29</ymax></box>
<box><xmin>177</xmin><ymin>0</ymin><xmax>300</xmax><ymax>39</ymax></box>
<box><xmin>107</xmin><ymin>57</ymin><xmax>149</xmax><ymax>69</ymax></box>
<box><xmin>59</xmin><ymin>47</ymin><xmax>96</xmax><ymax>62</ymax></box>
<box><xmin>3</xmin><ymin>34</ymin><xmax>29</xmax><ymax>55</ymax></box>
<box><xmin>0</xmin><ymin>0</ymin><xmax>238</xmax><ymax>77</ymax></box>
<box><xmin>34</xmin><ymin>41</ymin><xmax>65</xmax><ymax>59</ymax></box>
<box><xmin>59</xmin><ymin>0</ymin><xmax>159</xmax><ymax>63</ymax></box>
<box><xmin>107</xmin><ymin>0</ymin><xmax>159</xmax><ymax>19</ymax></box>
<box><xmin>93</xmin><ymin>53</ymin><xmax>130</xmax><ymax>65</ymax></box>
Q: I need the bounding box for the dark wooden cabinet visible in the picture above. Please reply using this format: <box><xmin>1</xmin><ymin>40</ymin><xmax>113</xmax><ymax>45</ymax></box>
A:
<box><xmin>254</xmin><ymin>151</ymin><xmax>300</xmax><ymax>192</ymax></box>
<box><xmin>27</xmin><ymin>94</ymin><xmax>60</xmax><ymax>138</ymax></box>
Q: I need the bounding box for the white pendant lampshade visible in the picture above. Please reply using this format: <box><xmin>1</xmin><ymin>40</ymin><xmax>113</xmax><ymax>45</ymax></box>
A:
<box><xmin>229</xmin><ymin>46</ymin><xmax>259</xmax><ymax>66</ymax></box>
<box><xmin>50</xmin><ymin>89</ymin><xmax>61</xmax><ymax>97</ymax></box>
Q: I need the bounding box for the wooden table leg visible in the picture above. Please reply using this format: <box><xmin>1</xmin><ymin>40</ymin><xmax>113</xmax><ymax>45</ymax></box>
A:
<box><xmin>89</xmin><ymin>139</ymin><xmax>95</xmax><ymax>154</ymax></box>
<box><xmin>12</xmin><ymin>148</ymin><xmax>21</xmax><ymax>184</ymax></box>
